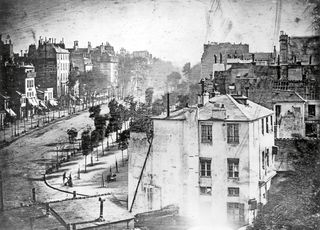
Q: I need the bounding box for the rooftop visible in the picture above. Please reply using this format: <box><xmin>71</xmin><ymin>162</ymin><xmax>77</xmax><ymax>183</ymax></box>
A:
<box><xmin>153</xmin><ymin>94</ymin><xmax>273</xmax><ymax>122</ymax></box>
<box><xmin>272</xmin><ymin>90</ymin><xmax>305</xmax><ymax>103</ymax></box>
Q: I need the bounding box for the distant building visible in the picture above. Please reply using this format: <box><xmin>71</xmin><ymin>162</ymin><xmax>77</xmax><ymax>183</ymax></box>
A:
<box><xmin>67</xmin><ymin>41</ymin><xmax>92</xmax><ymax>72</ymax></box>
<box><xmin>272</xmin><ymin>90</ymin><xmax>320</xmax><ymax>138</ymax></box>
<box><xmin>90</xmin><ymin>42</ymin><xmax>118</xmax><ymax>89</ymax></box>
<box><xmin>129</xmin><ymin>94</ymin><xmax>276</xmax><ymax>228</ymax></box>
<box><xmin>132</xmin><ymin>51</ymin><xmax>152</xmax><ymax>64</ymax></box>
<box><xmin>30</xmin><ymin>37</ymin><xmax>70</xmax><ymax>99</ymax></box>
<box><xmin>279</xmin><ymin>31</ymin><xmax>320</xmax><ymax>65</ymax></box>
<box><xmin>4</xmin><ymin>63</ymin><xmax>40</xmax><ymax>118</ymax></box>
<box><xmin>201</xmin><ymin>42</ymin><xmax>249</xmax><ymax>79</ymax></box>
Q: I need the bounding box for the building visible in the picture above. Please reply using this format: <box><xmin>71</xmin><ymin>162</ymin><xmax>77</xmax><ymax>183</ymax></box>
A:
<box><xmin>129</xmin><ymin>94</ymin><xmax>276</xmax><ymax>228</ymax></box>
<box><xmin>279</xmin><ymin>31</ymin><xmax>320</xmax><ymax>65</ymax></box>
<box><xmin>30</xmin><ymin>37</ymin><xmax>70</xmax><ymax>100</ymax></box>
<box><xmin>67</xmin><ymin>41</ymin><xmax>92</xmax><ymax>73</ymax></box>
<box><xmin>272</xmin><ymin>90</ymin><xmax>306</xmax><ymax>138</ymax></box>
<box><xmin>200</xmin><ymin>42</ymin><xmax>249</xmax><ymax>79</ymax></box>
<box><xmin>91</xmin><ymin>42</ymin><xmax>118</xmax><ymax>87</ymax></box>
<box><xmin>4</xmin><ymin>63</ymin><xmax>40</xmax><ymax>118</ymax></box>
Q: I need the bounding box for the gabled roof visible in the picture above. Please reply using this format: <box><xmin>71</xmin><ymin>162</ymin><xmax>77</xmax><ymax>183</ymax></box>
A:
<box><xmin>153</xmin><ymin>94</ymin><xmax>273</xmax><ymax>122</ymax></box>
<box><xmin>199</xmin><ymin>95</ymin><xmax>273</xmax><ymax>121</ymax></box>
<box><xmin>272</xmin><ymin>90</ymin><xmax>305</xmax><ymax>103</ymax></box>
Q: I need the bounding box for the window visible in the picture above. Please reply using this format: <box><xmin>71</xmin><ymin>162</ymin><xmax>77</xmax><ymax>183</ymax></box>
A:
<box><xmin>266</xmin><ymin>117</ymin><xmax>269</xmax><ymax>133</ymax></box>
<box><xmin>227</xmin><ymin>124</ymin><xmax>239</xmax><ymax>144</ymax></box>
<box><xmin>27</xmin><ymin>79</ymin><xmax>34</xmax><ymax>88</ymax></box>
<box><xmin>308</xmin><ymin>105</ymin><xmax>316</xmax><ymax>117</ymax></box>
<box><xmin>261</xmin><ymin>118</ymin><xmax>264</xmax><ymax>134</ymax></box>
<box><xmin>266</xmin><ymin>149</ymin><xmax>269</xmax><ymax>167</ymax></box>
<box><xmin>262</xmin><ymin>151</ymin><xmax>265</xmax><ymax>169</ymax></box>
<box><xmin>200</xmin><ymin>158</ymin><xmax>211</xmax><ymax>177</ymax></box>
<box><xmin>228</xmin><ymin>187</ymin><xmax>239</xmax><ymax>197</ymax></box>
<box><xmin>227</xmin><ymin>158</ymin><xmax>239</xmax><ymax>178</ymax></box>
<box><xmin>227</xmin><ymin>202</ymin><xmax>245</xmax><ymax>222</ymax></box>
<box><xmin>270</xmin><ymin>116</ymin><xmax>273</xmax><ymax>131</ymax></box>
<box><xmin>200</xmin><ymin>186</ymin><xmax>212</xmax><ymax>195</ymax></box>
<box><xmin>275</xmin><ymin>105</ymin><xmax>281</xmax><ymax>124</ymax></box>
<box><xmin>201</xmin><ymin>125</ymin><xmax>212</xmax><ymax>143</ymax></box>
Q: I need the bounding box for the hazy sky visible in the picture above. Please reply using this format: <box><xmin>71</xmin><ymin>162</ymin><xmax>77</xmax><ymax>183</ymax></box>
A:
<box><xmin>0</xmin><ymin>0</ymin><xmax>317</xmax><ymax>67</ymax></box>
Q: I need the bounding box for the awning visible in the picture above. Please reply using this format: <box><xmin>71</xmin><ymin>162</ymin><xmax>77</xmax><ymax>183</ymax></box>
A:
<box><xmin>27</xmin><ymin>97</ymin><xmax>38</xmax><ymax>107</ymax></box>
<box><xmin>69</xmin><ymin>95</ymin><xmax>77</xmax><ymax>101</ymax></box>
<box><xmin>39</xmin><ymin>100</ymin><xmax>47</xmax><ymax>109</ymax></box>
<box><xmin>49</xmin><ymin>99</ymin><xmax>58</xmax><ymax>107</ymax></box>
<box><xmin>5</xmin><ymin>108</ymin><xmax>16</xmax><ymax>117</ymax></box>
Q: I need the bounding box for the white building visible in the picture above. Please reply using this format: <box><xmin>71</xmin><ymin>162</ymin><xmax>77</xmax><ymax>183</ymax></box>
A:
<box><xmin>128</xmin><ymin>94</ymin><xmax>277</xmax><ymax>228</ymax></box>
<box><xmin>273</xmin><ymin>90</ymin><xmax>320</xmax><ymax>138</ymax></box>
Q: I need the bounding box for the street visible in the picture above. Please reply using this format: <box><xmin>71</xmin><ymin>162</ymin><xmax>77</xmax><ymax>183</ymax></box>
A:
<box><xmin>0</xmin><ymin>102</ymin><xmax>127</xmax><ymax>208</ymax></box>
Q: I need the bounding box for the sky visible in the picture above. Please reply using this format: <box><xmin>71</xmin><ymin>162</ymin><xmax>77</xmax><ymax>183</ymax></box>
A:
<box><xmin>0</xmin><ymin>0</ymin><xmax>317</xmax><ymax>67</ymax></box>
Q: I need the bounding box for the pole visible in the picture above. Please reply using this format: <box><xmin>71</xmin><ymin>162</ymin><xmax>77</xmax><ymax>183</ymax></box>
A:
<box><xmin>85</xmin><ymin>155</ymin><xmax>87</xmax><ymax>173</ymax></box>
<box><xmin>11</xmin><ymin>121</ymin><xmax>13</xmax><ymax>137</ymax></box>
<box><xmin>0</xmin><ymin>171</ymin><xmax>4</xmax><ymax>211</ymax></box>
<box><xmin>32</xmin><ymin>187</ymin><xmax>36</xmax><ymax>202</ymax></box>
<box><xmin>78</xmin><ymin>166</ymin><xmax>80</xmax><ymax>179</ymax></box>
<box><xmin>98</xmin><ymin>198</ymin><xmax>105</xmax><ymax>221</ymax></box>
<box><xmin>14</xmin><ymin>119</ymin><xmax>16</xmax><ymax>136</ymax></box>
<box><xmin>17</xmin><ymin>119</ymin><xmax>19</xmax><ymax>136</ymax></box>
<box><xmin>102</xmin><ymin>139</ymin><xmax>104</xmax><ymax>156</ymax></box>
<box><xmin>3</xmin><ymin>123</ymin><xmax>5</xmax><ymax>142</ymax></box>
<box><xmin>96</xmin><ymin>146</ymin><xmax>99</xmax><ymax>161</ymax></box>
<box><xmin>23</xmin><ymin>117</ymin><xmax>26</xmax><ymax>132</ymax></box>
<box><xmin>121</xmin><ymin>148</ymin><xmax>124</xmax><ymax>166</ymax></box>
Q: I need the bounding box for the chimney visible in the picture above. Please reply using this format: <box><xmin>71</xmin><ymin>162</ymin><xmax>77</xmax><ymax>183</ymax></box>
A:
<box><xmin>74</xmin><ymin>40</ymin><xmax>79</xmax><ymax>50</ymax></box>
<box><xmin>309</xmin><ymin>55</ymin><xmax>312</xmax><ymax>65</ymax></box>
<box><xmin>167</xmin><ymin>93</ymin><xmax>170</xmax><ymax>117</ymax></box>
<box><xmin>202</xmin><ymin>91</ymin><xmax>209</xmax><ymax>105</ymax></box>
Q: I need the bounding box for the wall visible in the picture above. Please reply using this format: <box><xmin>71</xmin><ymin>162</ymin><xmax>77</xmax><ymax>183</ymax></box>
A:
<box><xmin>128</xmin><ymin>132</ymin><xmax>150</xmax><ymax>213</ymax></box>
<box><xmin>274</xmin><ymin>102</ymin><xmax>305</xmax><ymax>138</ymax></box>
<box><xmin>201</xmin><ymin>43</ymin><xmax>249</xmax><ymax>79</ymax></box>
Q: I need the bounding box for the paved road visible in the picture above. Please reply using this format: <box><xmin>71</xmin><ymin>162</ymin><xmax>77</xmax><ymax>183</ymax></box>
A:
<box><xmin>0</xmin><ymin>104</ymin><xmax>110</xmax><ymax>209</ymax></box>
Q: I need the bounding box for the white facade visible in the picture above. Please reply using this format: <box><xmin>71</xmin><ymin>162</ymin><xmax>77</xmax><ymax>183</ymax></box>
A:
<box><xmin>56</xmin><ymin>50</ymin><xmax>70</xmax><ymax>97</ymax></box>
<box><xmin>128</xmin><ymin>95</ymin><xmax>276</xmax><ymax>228</ymax></box>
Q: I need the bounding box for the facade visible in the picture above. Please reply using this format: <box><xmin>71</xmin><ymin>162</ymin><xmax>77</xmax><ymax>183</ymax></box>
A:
<box><xmin>68</xmin><ymin>41</ymin><xmax>91</xmax><ymax>72</ymax></box>
<box><xmin>272</xmin><ymin>91</ymin><xmax>306</xmax><ymax>138</ymax></box>
<box><xmin>279</xmin><ymin>31</ymin><xmax>320</xmax><ymax>65</ymax></box>
<box><xmin>91</xmin><ymin>42</ymin><xmax>118</xmax><ymax>86</ymax></box>
<box><xmin>201</xmin><ymin>42</ymin><xmax>249</xmax><ymax>79</ymax></box>
<box><xmin>4</xmin><ymin>63</ymin><xmax>39</xmax><ymax>118</ymax></box>
<box><xmin>129</xmin><ymin>94</ymin><xmax>276</xmax><ymax>228</ymax></box>
<box><xmin>31</xmin><ymin>38</ymin><xmax>69</xmax><ymax>99</ymax></box>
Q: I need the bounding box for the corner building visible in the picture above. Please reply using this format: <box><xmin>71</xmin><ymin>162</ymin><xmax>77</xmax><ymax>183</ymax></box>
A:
<box><xmin>129</xmin><ymin>94</ymin><xmax>277</xmax><ymax>228</ymax></box>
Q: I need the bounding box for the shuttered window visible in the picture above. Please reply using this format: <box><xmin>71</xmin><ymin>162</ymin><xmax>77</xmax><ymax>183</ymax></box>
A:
<box><xmin>227</xmin><ymin>124</ymin><xmax>239</xmax><ymax>144</ymax></box>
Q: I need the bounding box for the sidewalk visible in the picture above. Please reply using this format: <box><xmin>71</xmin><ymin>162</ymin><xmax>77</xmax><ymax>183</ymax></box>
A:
<box><xmin>44</xmin><ymin>132</ymin><xmax>129</xmax><ymax>202</ymax></box>
<box><xmin>0</xmin><ymin>99</ymin><xmax>109</xmax><ymax>147</ymax></box>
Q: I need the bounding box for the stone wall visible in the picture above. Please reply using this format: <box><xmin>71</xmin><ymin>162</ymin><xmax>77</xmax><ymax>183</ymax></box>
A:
<box><xmin>201</xmin><ymin>43</ymin><xmax>249</xmax><ymax>79</ymax></box>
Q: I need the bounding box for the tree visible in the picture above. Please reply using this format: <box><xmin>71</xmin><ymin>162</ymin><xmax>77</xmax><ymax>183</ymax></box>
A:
<box><xmin>312</xmin><ymin>0</ymin><xmax>320</xmax><ymax>34</ymax></box>
<box><xmin>176</xmin><ymin>95</ymin><xmax>190</xmax><ymax>109</ymax></box>
<box><xmin>166</xmin><ymin>72</ymin><xmax>182</xmax><ymax>91</ymax></box>
<box><xmin>145</xmin><ymin>87</ymin><xmax>154</xmax><ymax>107</ymax></box>
<box><xmin>182</xmin><ymin>62</ymin><xmax>191</xmax><ymax>82</ymax></box>
<box><xmin>67</xmin><ymin>128</ymin><xmax>78</xmax><ymax>144</ymax></box>
<box><xmin>89</xmin><ymin>105</ymin><xmax>101</xmax><ymax>118</ymax></box>
<box><xmin>252</xmin><ymin>139</ymin><xmax>320</xmax><ymax>229</ymax></box>
<box><xmin>81</xmin><ymin>129</ymin><xmax>91</xmax><ymax>172</ymax></box>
